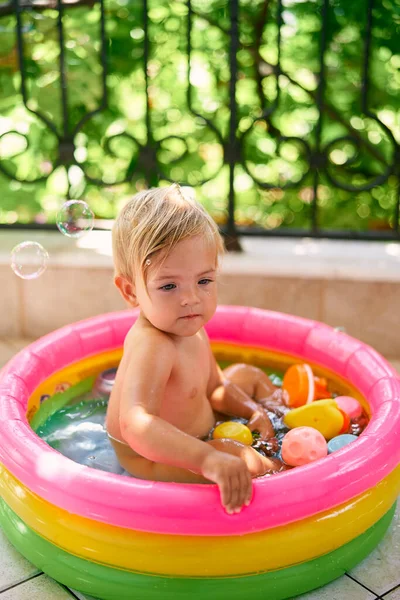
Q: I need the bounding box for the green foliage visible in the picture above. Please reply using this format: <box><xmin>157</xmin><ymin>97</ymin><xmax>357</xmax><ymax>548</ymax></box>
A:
<box><xmin>0</xmin><ymin>0</ymin><xmax>399</xmax><ymax>231</ymax></box>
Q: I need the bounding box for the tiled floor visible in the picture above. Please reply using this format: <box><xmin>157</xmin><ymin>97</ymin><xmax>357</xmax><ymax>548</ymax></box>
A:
<box><xmin>0</xmin><ymin>339</ymin><xmax>399</xmax><ymax>600</ymax></box>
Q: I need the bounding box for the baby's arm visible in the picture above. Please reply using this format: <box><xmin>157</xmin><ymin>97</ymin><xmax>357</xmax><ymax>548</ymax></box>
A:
<box><xmin>206</xmin><ymin>348</ymin><xmax>274</xmax><ymax>439</ymax></box>
<box><xmin>119</xmin><ymin>331</ymin><xmax>252</xmax><ymax>512</ymax></box>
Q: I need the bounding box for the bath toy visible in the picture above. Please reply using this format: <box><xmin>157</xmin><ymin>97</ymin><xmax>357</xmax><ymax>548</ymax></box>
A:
<box><xmin>281</xmin><ymin>427</ymin><xmax>328</xmax><ymax>467</ymax></box>
<box><xmin>351</xmin><ymin>412</ymin><xmax>370</xmax><ymax>436</ymax></box>
<box><xmin>282</xmin><ymin>364</ymin><xmax>330</xmax><ymax>407</ymax></box>
<box><xmin>0</xmin><ymin>306</ymin><xmax>399</xmax><ymax>600</ymax></box>
<box><xmin>335</xmin><ymin>396</ymin><xmax>363</xmax><ymax>419</ymax></box>
<box><xmin>328</xmin><ymin>434</ymin><xmax>359</xmax><ymax>454</ymax></box>
<box><xmin>337</xmin><ymin>408</ymin><xmax>350</xmax><ymax>434</ymax></box>
<box><xmin>92</xmin><ymin>367</ymin><xmax>117</xmax><ymax>397</ymax></box>
<box><xmin>284</xmin><ymin>399</ymin><xmax>345</xmax><ymax>440</ymax></box>
<box><xmin>213</xmin><ymin>421</ymin><xmax>253</xmax><ymax>445</ymax></box>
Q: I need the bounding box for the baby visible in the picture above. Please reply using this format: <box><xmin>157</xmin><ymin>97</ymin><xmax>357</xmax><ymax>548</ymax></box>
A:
<box><xmin>106</xmin><ymin>184</ymin><xmax>286</xmax><ymax>514</ymax></box>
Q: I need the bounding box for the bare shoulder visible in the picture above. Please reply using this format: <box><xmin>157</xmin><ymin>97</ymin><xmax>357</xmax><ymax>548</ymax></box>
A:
<box><xmin>123</xmin><ymin>321</ymin><xmax>176</xmax><ymax>364</ymax></box>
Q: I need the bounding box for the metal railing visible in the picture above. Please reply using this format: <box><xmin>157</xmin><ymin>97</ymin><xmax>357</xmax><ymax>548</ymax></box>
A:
<box><xmin>0</xmin><ymin>0</ymin><xmax>399</xmax><ymax>246</ymax></box>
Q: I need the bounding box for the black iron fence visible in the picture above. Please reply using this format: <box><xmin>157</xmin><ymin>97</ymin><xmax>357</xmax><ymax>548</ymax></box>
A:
<box><xmin>0</xmin><ymin>0</ymin><xmax>399</xmax><ymax>245</ymax></box>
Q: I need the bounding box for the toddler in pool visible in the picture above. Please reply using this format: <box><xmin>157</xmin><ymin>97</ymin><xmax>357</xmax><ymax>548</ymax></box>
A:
<box><xmin>106</xmin><ymin>184</ymin><xmax>286</xmax><ymax>514</ymax></box>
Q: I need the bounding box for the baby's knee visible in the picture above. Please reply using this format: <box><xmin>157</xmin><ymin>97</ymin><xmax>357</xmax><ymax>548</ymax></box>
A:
<box><xmin>224</xmin><ymin>363</ymin><xmax>262</xmax><ymax>386</ymax></box>
<box><xmin>207</xmin><ymin>438</ymin><xmax>282</xmax><ymax>477</ymax></box>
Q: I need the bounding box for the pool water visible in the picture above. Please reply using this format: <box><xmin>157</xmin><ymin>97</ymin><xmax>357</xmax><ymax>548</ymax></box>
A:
<box><xmin>35</xmin><ymin>393</ymin><xmax>291</xmax><ymax>475</ymax></box>
<box><xmin>34</xmin><ymin>366</ymin><xmax>368</xmax><ymax>476</ymax></box>
<box><xmin>34</xmin><ymin>366</ymin><xmax>289</xmax><ymax>474</ymax></box>
<box><xmin>36</xmin><ymin>398</ymin><xmax>129</xmax><ymax>475</ymax></box>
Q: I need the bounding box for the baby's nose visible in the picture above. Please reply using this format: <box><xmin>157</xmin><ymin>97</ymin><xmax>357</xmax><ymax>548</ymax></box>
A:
<box><xmin>181</xmin><ymin>289</ymin><xmax>200</xmax><ymax>306</ymax></box>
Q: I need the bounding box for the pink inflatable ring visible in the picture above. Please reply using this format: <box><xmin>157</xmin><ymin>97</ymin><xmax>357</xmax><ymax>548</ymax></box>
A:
<box><xmin>0</xmin><ymin>306</ymin><xmax>399</xmax><ymax>600</ymax></box>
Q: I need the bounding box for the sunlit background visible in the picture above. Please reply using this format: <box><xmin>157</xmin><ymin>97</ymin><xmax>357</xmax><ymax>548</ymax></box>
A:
<box><xmin>0</xmin><ymin>0</ymin><xmax>399</xmax><ymax>236</ymax></box>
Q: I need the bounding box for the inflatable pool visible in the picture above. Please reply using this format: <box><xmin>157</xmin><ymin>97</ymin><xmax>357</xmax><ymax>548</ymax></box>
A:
<box><xmin>0</xmin><ymin>306</ymin><xmax>399</xmax><ymax>600</ymax></box>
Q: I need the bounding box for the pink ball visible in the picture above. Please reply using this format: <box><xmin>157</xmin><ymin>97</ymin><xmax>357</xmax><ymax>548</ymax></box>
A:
<box><xmin>281</xmin><ymin>427</ymin><xmax>328</xmax><ymax>467</ymax></box>
<box><xmin>335</xmin><ymin>396</ymin><xmax>362</xmax><ymax>419</ymax></box>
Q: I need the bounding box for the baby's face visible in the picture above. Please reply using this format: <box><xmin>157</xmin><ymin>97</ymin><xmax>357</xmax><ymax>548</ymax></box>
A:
<box><xmin>136</xmin><ymin>235</ymin><xmax>218</xmax><ymax>337</ymax></box>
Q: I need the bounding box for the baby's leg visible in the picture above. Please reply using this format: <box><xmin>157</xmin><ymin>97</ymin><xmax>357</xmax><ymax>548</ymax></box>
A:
<box><xmin>136</xmin><ymin>457</ymin><xmax>211</xmax><ymax>484</ymax></box>
<box><xmin>110</xmin><ymin>436</ymin><xmax>210</xmax><ymax>483</ymax></box>
<box><xmin>223</xmin><ymin>363</ymin><xmax>285</xmax><ymax>406</ymax></box>
<box><xmin>122</xmin><ymin>441</ymin><xmax>284</xmax><ymax>482</ymax></box>
<box><xmin>207</xmin><ymin>438</ymin><xmax>285</xmax><ymax>476</ymax></box>
<box><xmin>111</xmin><ymin>435</ymin><xmax>283</xmax><ymax>484</ymax></box>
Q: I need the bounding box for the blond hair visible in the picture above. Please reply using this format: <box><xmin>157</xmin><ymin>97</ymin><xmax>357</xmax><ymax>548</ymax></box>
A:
<box><xmin>112</xmin><ymin>184</ymin><xmax>224</xmax><ymax>284</ymax></box>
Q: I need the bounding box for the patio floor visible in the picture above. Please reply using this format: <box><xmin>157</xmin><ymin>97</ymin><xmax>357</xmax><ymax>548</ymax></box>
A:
<box><xmin>0</xmin><ymin>338</ymin><xmax>399</xmax><ymax>600</ymax></box>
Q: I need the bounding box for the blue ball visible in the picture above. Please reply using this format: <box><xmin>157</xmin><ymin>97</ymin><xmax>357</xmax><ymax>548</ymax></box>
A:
<box><xmin>327</xmin><ymin>434</ymin><xmax>358</xmax><ymax>454</ymax></box>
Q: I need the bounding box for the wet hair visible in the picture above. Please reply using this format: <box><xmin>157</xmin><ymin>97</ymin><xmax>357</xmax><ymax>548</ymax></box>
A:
<box><xmin>112</xmin><ymin>183</ymin><xmax>225</xmax><ymax>285</ymax></box>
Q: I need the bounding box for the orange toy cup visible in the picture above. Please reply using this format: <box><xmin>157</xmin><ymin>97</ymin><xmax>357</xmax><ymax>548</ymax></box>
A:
<box><xmin>282</xmin><ymin>364</ymin><xmax>330</xmax><ymax>408</ymax></box>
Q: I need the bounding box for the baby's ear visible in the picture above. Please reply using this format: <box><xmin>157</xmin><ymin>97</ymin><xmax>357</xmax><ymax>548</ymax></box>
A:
<box><xmin>114</xmin><ymin>275</ymin><xmax>138</xmax><ymax>307</ymax></box>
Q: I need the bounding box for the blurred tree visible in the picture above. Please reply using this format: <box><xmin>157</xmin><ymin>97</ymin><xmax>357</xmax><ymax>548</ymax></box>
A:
<box><xmin>0</xmin><ymin>0</ymin><xmax>398</xmax><ymax>234</ymax></box>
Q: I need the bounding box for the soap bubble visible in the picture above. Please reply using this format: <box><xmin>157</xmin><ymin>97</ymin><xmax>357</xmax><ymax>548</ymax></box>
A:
<box><xmin>10</xmin><ymin>241</ymin><xmax>49</xmax><ymax>280</ymax></box>
<box><xmin>56</xmin><ymin>200</ymin><xmax>94</xmax><ymax>238</ymax></box>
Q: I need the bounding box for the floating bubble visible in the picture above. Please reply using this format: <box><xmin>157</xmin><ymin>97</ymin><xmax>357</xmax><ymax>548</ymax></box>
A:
<box><xmin>10</xmin><ymin>241</ymin><xmax>49</xmax><ymax>280</ymax></box>
<box><xmin>56</xmin><ymin>200</ymin><xmax>94</xmax><ymax>238</ymax></box>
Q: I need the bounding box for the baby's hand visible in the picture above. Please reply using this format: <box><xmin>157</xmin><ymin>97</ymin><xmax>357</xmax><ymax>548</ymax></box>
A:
<box><xmin>200</xmin><ymin>452</ymin><xmax>252</xmax><ymax>514</ymax></box>
<box><xmin>247</xmin><ymin>409</ymin><xmax>274</xmax><ymax>440</ymax></box>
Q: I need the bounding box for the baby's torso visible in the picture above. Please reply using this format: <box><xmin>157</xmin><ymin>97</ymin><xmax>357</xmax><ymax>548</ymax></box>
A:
<box><xmin>159</xmin><ymin>332</ymin><xmax>215</xmax><ymax>436</ymax></box>
<box><xmin>106</xmin><ymin>328</ymin><xmax>216</xmax><ymax>445</ymax></box>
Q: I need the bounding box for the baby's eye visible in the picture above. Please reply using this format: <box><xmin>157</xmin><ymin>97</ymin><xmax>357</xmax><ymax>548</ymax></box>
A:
<box><xmin>160</xmin><ymin>283</ymin><xmax>176</xmax><ymax>291</ymax></box>
<box><xmin>198</xmin><ymin>278</ymin><xmax>213</xmax><ymax>285</ymax></box>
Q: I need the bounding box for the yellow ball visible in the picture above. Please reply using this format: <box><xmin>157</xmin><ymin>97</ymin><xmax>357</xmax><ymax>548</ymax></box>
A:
<box><xmin>212</xmin><ymin>421</ymin><xmax>253</xmax><ymax>445</ymax></box>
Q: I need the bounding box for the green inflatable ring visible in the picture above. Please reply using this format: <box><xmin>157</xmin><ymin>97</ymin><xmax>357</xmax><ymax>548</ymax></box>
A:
<box><xmin>0</xmin><ymin>499</ymin><xmax>395</xmax><ymax>600</ymax></box>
